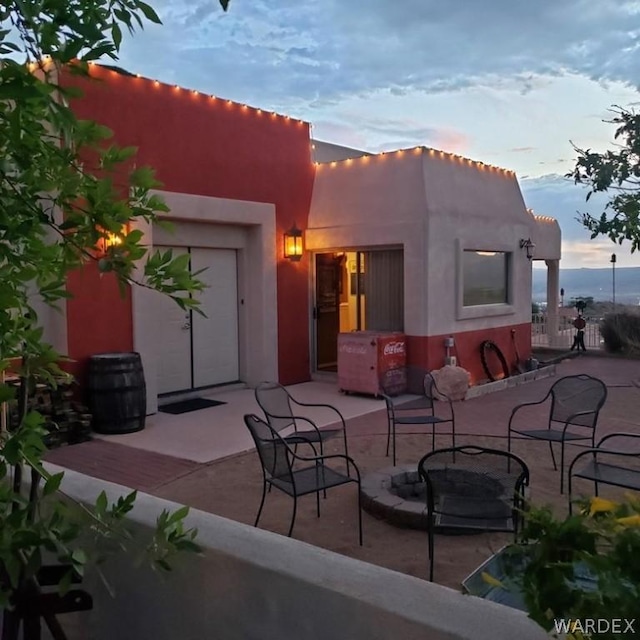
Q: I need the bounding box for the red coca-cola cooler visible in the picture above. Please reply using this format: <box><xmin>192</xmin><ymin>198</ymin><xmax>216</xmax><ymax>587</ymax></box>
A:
<box><xmin>337</xmin><ymin>331</ymin><xmax>407</xmax><ymax>397</ymax></box>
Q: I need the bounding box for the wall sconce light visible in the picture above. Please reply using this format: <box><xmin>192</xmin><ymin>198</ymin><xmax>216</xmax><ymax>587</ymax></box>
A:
<box><xmin>97</xmin><ymin>227</ymin><xmax>127</xmax><ymax>256</ymax></box>
<box><xmin>519</xmin><ymin>238</ymin><xmax>535</xmax><ymax>260</ymax></box>
<box><xmin>284</xmin><ymin>223</ymin><xmax>303</xmax><ymax>262</ymax></box>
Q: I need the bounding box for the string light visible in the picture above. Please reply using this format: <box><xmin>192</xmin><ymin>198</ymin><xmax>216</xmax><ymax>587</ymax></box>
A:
<box><xmin>534</xmin><ymin>214</ymin><xmax>556</xmax><ymax>223</ymax></box>
<box><xmin>81</xmin><ymin>63</ymin><xmax>309</xmax><ymax>126</ymax></box>
<box><xmin>311</xmin><ymin>143</ymin><xmax>515</xmax><ymax>177</ymax></box>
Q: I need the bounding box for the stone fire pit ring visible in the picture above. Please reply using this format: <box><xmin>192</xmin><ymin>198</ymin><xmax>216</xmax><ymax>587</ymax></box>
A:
<box><xmin>360</xmin><ymin>465</ymin><xmax>431</xmax><ymax>530</ymax></box>
<box><xmin>360</xmin><ymin>465</ymin><xmax>505</xmax><ymax>531</ymax></box>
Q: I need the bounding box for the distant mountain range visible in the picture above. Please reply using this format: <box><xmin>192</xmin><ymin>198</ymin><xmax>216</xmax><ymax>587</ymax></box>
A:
<box><xmin>532</xmin><ymin>267</ymin><xmax>640</xmax><ymax>304</ymax></box>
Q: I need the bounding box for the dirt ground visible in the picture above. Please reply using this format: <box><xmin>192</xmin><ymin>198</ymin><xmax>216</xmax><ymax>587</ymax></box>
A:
<box><xmin>151</xmin><ymin>418</ymin><xmax>628</xmax><ymax>591</ymax></box>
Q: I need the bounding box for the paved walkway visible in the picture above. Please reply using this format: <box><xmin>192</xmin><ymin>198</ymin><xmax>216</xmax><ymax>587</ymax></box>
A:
<box><xmin>44</xmin><ymin>354</ymin><xmax>640</xmax><ymax>492</ymax></box>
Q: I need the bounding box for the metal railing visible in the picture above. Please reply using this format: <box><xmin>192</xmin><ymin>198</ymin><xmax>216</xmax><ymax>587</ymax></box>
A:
<box><xmin>531</xmin><ymin>313</ymin><xmax>603</xmax><ymax>349</ymax></box>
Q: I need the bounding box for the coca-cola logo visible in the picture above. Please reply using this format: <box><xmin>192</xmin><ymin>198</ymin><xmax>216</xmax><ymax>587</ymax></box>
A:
<box><xmin>383</xmin><ymin>341</ymin><xmax>405</xmax><ymax>356</ymax></box>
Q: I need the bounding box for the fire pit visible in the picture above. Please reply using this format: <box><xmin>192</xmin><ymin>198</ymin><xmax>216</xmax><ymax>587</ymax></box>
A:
<box><xmin>360</xmin><ymin>465</ymin><xmax>506</xmax><ymax>530</ymax></box>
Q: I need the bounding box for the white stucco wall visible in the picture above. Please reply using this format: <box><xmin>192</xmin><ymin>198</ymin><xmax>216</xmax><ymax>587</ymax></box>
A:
<box><xmin>312</xmin><ymin>139</ymin><xmax>370</xmax><ymax>163</ymax></box>
<box><xmin>307</xmin><ymin>150</ymin><xmax>429</xmax><ymax>335</ymax></box>
<box><xmin>308</xmin><ymin>148</ymin><xmax>560</xmax><ymax>338</ymax></box>
<box><xmin>531</xmin><ymin>214</ymin><xmax>562</xmax><ymax>260</ymax></box>
<box><xmin>49</xmin><ymin>465</ymin><xmax>548</xmax><ymax>640</ymax></box>
<box><xmin>421</xmin><ymin>153</ymin><xmax>536</xmax><ymax>334</ymax></box>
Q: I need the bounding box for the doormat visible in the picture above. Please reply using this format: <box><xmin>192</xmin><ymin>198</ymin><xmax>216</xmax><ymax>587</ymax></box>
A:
<box><xmin>159</xmin><ymin>398</ymin><xmax>226</xmax><ymax>415</ymax></box>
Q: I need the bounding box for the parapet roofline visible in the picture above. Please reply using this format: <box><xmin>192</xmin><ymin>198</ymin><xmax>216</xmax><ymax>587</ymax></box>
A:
<box><xmin>30</xmin><ymin>57</ymin><xmax>309</xmax><ymax>125</ymax></box>
<box><xmin>315</xmin><ymin>145</ymin><xmax>516</xmax><ymax>175</ymax></box>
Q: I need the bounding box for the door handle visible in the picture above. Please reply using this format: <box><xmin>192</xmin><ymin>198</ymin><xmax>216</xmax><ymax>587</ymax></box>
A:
<box><xmin>182</xmin><ymin>323</ymin><xmax>191</xmax><ymax>331</ymax></box>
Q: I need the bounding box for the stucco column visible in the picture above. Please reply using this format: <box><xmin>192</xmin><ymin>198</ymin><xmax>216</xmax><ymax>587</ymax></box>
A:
<box><xmin>545</xmin><ymin>259</ymin><xmax>560</xmax><ymax>347</ymax></box>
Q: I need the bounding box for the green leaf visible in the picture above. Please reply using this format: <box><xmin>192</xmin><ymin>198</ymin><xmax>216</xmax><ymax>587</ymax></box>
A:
<box><xmin>136</xmin><ymin>2</ymin><xmax>162</xmax><ymax>24</ymax></box>
<box><xmin>95</xmin><ymin>490</ymin><xmax>108</xmax><ymax>516</ymax></box>
<box><xmin>112</xmin><ymin>22</ymin><xmax>123</xmax><ymax>50</ymax></box>
<box><xmin>43</xmin><ymin>472</ymin><xmax>64</xmax><ymax>497</ymax></box>
<box><xmin>166</xmin><ymin>505</ymin><xmax>190</xmax><ymax>526</ymax></box>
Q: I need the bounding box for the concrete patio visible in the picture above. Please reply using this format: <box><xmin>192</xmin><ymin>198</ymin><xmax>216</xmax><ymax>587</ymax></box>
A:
<box><xmin>38</xmin><ymin>353</ymin><xmax>640</xmax><ymax>639</ymax></box>
<box><xmin>44</xmin><ymin>353</ymin><xmax>640</xmax><ymax>588</ymax></box>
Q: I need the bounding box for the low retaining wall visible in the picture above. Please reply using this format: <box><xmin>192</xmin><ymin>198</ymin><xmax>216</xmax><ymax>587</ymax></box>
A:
<box><xmin>465</xmin><ymin>364</ymin><xmax>556</xmax><ymax>400</ymax></box>
<box><xmin>45</xmin><ymin>465</ymin><xmax>548</xmax><ymax>640</ymax></box>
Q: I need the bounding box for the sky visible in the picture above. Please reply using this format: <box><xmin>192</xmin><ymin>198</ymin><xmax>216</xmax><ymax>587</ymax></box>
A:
<box><xmin>115</xmin><ymin>0</ymin><xmax>640</xmax><ymax>269</ymax></box>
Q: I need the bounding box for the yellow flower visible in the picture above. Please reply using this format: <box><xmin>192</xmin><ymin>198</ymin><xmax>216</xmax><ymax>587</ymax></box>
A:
<box><xmin>616</xmin><ymin>514</ymin><xmax>640</xmax><ymax>527</ymax></box>
<box><xmin>588</xmin><ymin>497</ymin><xmax>617</xmax><ymax>516</ymax></box>
<box><xmin>623</xmin><ymin>492</ymin><xmax>640</xmax><ymax>510</ymax></box>
<box><xmin>481</xmin><ymin>572</ymin><xmax>503</xmax><ymax>588</ymax></box>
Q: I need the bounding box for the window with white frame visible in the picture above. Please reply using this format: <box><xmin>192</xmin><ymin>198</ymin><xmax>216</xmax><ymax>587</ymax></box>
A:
<box><xmin>462</xmin><ymin>250</ymin><xmax>509</xmax><ymax>306</ymax></box>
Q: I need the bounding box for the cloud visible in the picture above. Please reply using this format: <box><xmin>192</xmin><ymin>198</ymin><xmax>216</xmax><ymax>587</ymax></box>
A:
<box><xmin>117</xmin><ymin>0</ymin><xmax>640</xmax><ymax>110</ymax></box>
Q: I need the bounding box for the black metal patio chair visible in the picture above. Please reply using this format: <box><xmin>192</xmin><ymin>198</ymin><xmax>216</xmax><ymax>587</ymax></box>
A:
<box><xmin>255</xmin><ymin>381</ymin><xmax>349</xmax><ymax>458</ymax></box>
<box><xmin>418</xmin><ymin>445</ymin><xmax>529</xmax><ymax>582</ymax></box>
<box><xmin>568</xmin><ymin>432</ymin><xmax>640</xmax><ymax>514</ymax></box>
<box><xmin>243</xmin><ymin>414</ymin><xmax>363</xmax><ymax>544</ymax></box>
<box><xmin>507</xmin><ymin>374</ymin><xmax>607</xmax><ymax>493</ymax></box>
<box><xmin>382</xmin><ymin>368</ymin><xmax>455</xmax><ymax>465</ymax></box>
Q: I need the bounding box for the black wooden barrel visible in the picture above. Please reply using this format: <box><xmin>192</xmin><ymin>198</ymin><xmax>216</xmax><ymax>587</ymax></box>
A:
<box><xmin>87</xmin><ymin>353</ymin><xmax>146</xmax><ymax>434</ymax></box>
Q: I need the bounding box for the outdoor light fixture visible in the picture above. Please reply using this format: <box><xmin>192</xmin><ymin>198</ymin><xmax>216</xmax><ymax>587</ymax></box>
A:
<box><xmin>519</xmin><ymin>238</ymin><xmax>535</xmax><ymax>260</ymax></box>
<box><xmin>283</xmin><ymin>223</ymin><xmax>303</xmax><ymax>261</ymax></box>
<box><xmin>97</xmin><ymin>226</ymin><xmax>127</xmax><ymax>256</ymax></box>
<box><xmin>104</xmin><ymin>232</ymin><xmax>123</xmax><ymax>249</ymax></box>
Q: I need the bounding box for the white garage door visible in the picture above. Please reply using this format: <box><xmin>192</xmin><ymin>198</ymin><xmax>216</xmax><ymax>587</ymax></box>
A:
<box><xmin>156</xmin><ymin>247</ymin><xmax>239</xmax><ymax>395</ymax></box>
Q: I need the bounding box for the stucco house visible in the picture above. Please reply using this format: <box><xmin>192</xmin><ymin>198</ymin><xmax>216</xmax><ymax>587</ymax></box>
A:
<box><xmin>36</xmin><ymin>65</ymin><xmax>561</xmax><ymax>413</ymax></box>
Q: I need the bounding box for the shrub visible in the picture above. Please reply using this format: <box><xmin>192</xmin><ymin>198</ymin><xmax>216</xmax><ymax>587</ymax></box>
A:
<box><xmin>599</xmin><ymin>311</ymin><xmax>640</xmax><ymax>354</ymax></box>
<box><xmin>488</xmin><ymin>497</ymin><xmax>640</xmax><ymax>639</ymax></box>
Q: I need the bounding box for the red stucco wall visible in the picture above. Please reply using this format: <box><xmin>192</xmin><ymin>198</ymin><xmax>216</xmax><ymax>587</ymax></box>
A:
<box><xmin>63</xmin><ymin>65</ymin><xmax>314</xmax><ymax>385</ymax></box>
<box><xmin>406</xmin><ymin>323</ymin><xmax>532</xmax><ymax>385</ymax></box>
<box><xmin>65</xmin><ymin>262</ymin><xmax>134</xmax><ymax>382</ymax></box>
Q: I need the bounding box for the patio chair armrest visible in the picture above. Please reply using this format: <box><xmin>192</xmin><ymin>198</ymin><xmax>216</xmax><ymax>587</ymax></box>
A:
<box><xmin>596</xmin><ymin>432</ymin><xmax>640</xmax><ymax>449</ymax></box>
<box><xmin>289</xmin><ymin>449</ymin><xmax>359</xmax><ymax>473</ymax></box>
<box><xmin>566</xmin><ymin>444</ymin><xmax>639</xmax><ymax>475</ymax></box>
<box><xmin>508</xmin><ymin>396</ymin><xmax>548</xmax><ymax>429</ymax></box>
<box><xmin>263</xmin><ymin>412</ymin><xmax>322</xmax><ymax>434</ymax></box>
<box><xmin>289</xmin><ymin>414</ymin><xmax>323</xmax><ymax>433</ymax></box>
<box><xmin>289</xmin><ymin>399</ymin><xmax>347</xmax><ymax>428</ymax></box>
<box><xmin>285</xmin><ymin>432</ymin><xmax>320</xmax><ymax>451</ymax></box>
<box><xmin>568</xmin><ymin>446</ymin><xmax>603</xmax><ymax>475</ymax></box>
<box><xmin>316</xmin><ymin>453</ymin><xmax>362</xmax><ymax>479</ymax></box>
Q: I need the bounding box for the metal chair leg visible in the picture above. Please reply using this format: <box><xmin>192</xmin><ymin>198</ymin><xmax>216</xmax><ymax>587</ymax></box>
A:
<box><xmin>288</xmin><ymin>497</ymin><xmax>298</xmax><ymax>537</ymax></box>
<box><xmin>254</xmin><ymin>481</ymin><xmax>268</xmax><ymax>527</ymax></box>
<box><xmin>568</xmin><ymin>473</ymin><xmax>574</xmax><ymax>515</ymax></box>
<box><xmin>385</xmin><ymin>416</ymin><xmax>391</xmax><ymax>457</ymax></box>
<box><xmin>548</xmin><ymin>440</ymin><xmax>558</xmax><ymax>471</ymax></box>
<box><xmin>428</xmin><ymin>524</ymin><xmax>435</xmax><ymax>582</ymax></box>
<box><xmin>560</xmin><ymin>440</ymin><xmax>565</xmax><ymax>494</ymax></box>
<box><xmin>392</xmin><ymin>421</ymin><xmax>397</xmax><ymax>466</ymax></box>
<box><xmin>357</xmin><ymin>482</ymin><xmax>363</xmax><ymax>546</ymax></box>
